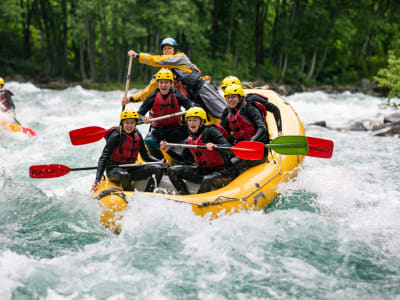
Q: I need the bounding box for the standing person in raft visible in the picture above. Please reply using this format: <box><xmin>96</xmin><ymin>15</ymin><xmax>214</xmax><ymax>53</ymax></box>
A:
<box><xmin>92</xmin><ymin>110</ymin><xmax>164</xmax><ymax>192</ymax></box>
<box><xmin>220</xmin><ymin>84</ymin><xmax>269</xmax><ymax>173</ymax></box>
<box><xmin>121</xmin><ymin>37</ymin><xmax>226</xmax><ymax>119</ymax></box>
<box><xmin>0</xmin><ymin>77</ymin><xmax>16</xmax><ymax>114</ymax></box>
<box><xmin>137</xmin><ymin>68</ymin><xmax>194</xmax><ymax>160</ymax></box>
<box><xmin>160</xmin><ymin>107</ymin><xmax>234</xmax><ymax>195</ymax></box>
<box><xmin>221</xmin><ymin>75</ymin><xmax>283</xmax><ymax>136</ymax></box>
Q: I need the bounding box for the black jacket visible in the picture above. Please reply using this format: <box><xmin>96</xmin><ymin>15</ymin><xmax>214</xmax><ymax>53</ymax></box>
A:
<box><xmin>138</xmin><ymin>87</ymin><xmax>194</xmax><ymax>119</ymax></box>
<box><xmin>95</xmin><ymin>127</ymin><xmax>159</xmax><ymax>183</ymax></box>
<box><xmin>0</xmin><ymin>89</ymin><xmax>15</xmax><ymax>111</ymax></box>
<box><xmin>245</xmin><ymin>94</ymin><xmax>282</xmax><ymax>132</ymax></box>
<box><xmin>220</xmin><ymin>101</ymin><xmax>268</xmax><ymax>143</ymax></box>
<box><xmin>167</xmin><ymin>125</ymin><xmax>232</xmax><ymax>168</ymax></box>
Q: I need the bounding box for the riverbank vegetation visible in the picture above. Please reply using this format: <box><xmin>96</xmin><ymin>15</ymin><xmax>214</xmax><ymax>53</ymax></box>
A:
<box><xmin>1</xmin><ymin>0</ymin><xmax>399</xmax><ymax>89</ymax></box>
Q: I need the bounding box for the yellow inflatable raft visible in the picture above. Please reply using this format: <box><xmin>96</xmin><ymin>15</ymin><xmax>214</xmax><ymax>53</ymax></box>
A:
<box><xmin>93</xmin><ymin>89</ymin><xmax>305</xmax><ymax>233</ymax></box>
<box><xmin>1</xmin><ymin>115</ymin><xmax>37</xmax><ymax>137</ymax></box>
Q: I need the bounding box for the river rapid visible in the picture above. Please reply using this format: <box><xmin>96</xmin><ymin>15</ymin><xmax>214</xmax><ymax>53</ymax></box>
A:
<box><xmin>1</xmin><ymin>82</ymin><xmax>399</xmax><ymax>299</ymax></box>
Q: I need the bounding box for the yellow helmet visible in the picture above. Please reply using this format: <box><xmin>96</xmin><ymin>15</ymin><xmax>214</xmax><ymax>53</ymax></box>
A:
<box><xmin>224</xmin><ymin>84</ymin><xmax>244</xmax><ymax>98</ymax></box>
<box><xmin>221</xmin><ymin>76</ymin><xmax>241</xmax><ymax>90</ymax></box>
<box><xmin>0</xmin><ymin>77</ymin><xmax>4</xmax><ymax>85</ymax></box>
<box><xmin>120</xmin><ymin>109</ymin><xmax>139</xmax><ymax>122</ymax></box>
<box><xmin>156</xmin><ymin>68</ymin><xmax>174</xmax><ymax>81</ymax></box>
<box><xmin>185</xmin><ymin>107</ymin><xmax>207</xmax><ymax>122</ymax></box>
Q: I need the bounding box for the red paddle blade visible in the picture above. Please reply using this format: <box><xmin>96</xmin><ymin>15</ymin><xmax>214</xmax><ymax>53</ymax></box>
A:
<box><xmin>232</xmin><ymin>141</ymin><xmax>265</xmax><ymax>160</ymax></box>
<box><xmin>306</xmin><ymin>137</ymin><xmax>334</xmax><ymax>158</ymax></box>
<box><xmin>22</xmin><ymin>127</ymin><xmax>37</xmax><ymax>137</ymax></box>
<box><xmin>29</xmin><ymin>164</ymin><xmax>72</xmax><ymax>178</ymax></box>
<box><xmin>69</xmin><ymin>126</ymin><xmax>107</xmax><ymax>145</ymax></box>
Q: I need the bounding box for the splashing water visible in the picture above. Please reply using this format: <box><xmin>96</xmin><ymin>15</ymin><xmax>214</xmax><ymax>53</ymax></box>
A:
<box><xmin>1</xmin><ymin>82</ymin><xmax>399</xmax><ymax>299</ymax></box>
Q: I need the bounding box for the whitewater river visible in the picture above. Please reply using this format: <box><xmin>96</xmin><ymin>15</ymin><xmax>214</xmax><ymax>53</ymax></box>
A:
<box><xmin>1</xmin><ymin>82</ymin><xmax>399</xmax><ymax>299</ymax></box>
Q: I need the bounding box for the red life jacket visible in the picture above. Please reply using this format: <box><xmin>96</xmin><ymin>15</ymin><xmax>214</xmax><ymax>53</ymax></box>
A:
<box><xmin>188</xmin><ymin>130</ymin><xmax>225</xmax><ymax>168</ymax></box>
<box><xmin>244</xmin><ymin>96</ymin><xmax>267</xmax><ymax>120</ymax></box>
<box><xmin>0</xmin><ymin>89</ymin><xmax>13</xmax><ymax>111</ymax></box>
<box><xmin>227</xmin><ymin>105</ymin><xmax>257</xmax><ymax>141</ymax></box>
<box><xmin>150</xmin><ymin>91</ymin><xmax>182</xmax><ymax>128</ymax></box>
<box><xmin>212</xmin><ymin>123</ymin><xmax>229</xmax><ymax>140</ymax></box>
<box><xmin>109</xmin><ymin>129</ymin><xmax>141</xmax><ymax>164</ymax></box>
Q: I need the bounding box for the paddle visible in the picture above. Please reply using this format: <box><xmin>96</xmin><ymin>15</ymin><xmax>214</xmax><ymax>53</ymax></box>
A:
<box><xmin>29</xmin><ymin>162</ymin><xmax>162</xmax><ymax>179</ymax></box>
<box><xmin>264</xmin><ymin>135</ymin><xmax>309</xmax><ymax>155</ymax></box>
<box><xmin>0</xmin><ymin>102</ymin><xmax>37</xmax><ymax>137</ymax></box>
<box><xmin>166</xmin><ymin>140</ymin><xmax>265</xmax><ymax>160</ymax></box>
<box><xmin>306</xmin><ymin>136</ymin><xmax>334</xmax><ymax>158</ymax></box>
<box><xmin>69</xmin><ymin>111</ymin><xmax>186</xmax><ymax>145</ymax></box>
<box><xmin>122</xmin><ymin>55</ymin><xmax>133</xmax><ymax>111</ymax></box>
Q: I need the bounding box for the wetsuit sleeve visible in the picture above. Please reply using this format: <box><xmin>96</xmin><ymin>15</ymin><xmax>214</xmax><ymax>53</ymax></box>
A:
<box><xmin>138</xmin><ymin>92</ymin><xmax>156</xmax><ymax>117</ymax></box>
<box><xmin>205</xmin><ymin>126</ymin><xmax>231</xmax><ymax>148</ymax></box>
<box><xmin>95</xmin><ymin>131</ymin><xmax>120</xmax><ymax>183</ymax></box>
<box><xmin>137</xmin><ymin>132</ymin><xmax>161</xmax><ymax>163</ymax></box>
<box><xmin>174</xmin><ymin>89</ymin><xmax>195</xmax><ymax>109</ymax></box>
<box><xmin>166</xmin><ymin>148</ymin><xmax>194</xmax><ymax>165</ymax></box>
<box><xmin>129</xmin><ymin>76</ymin><xmax>158</xmax><ymax>103</ymax></box>
<box><xmin>5</xmin><ymin>91</ymin><xmax>15</xmax><ymax>111</ymax></box>
<box><xmin>245</xmin><ymin>106</ymin><xmax>268</xmax><ymax>142</ymax></box>
<box><xmin>138</xmin><ymin>52</ymin><xmax>193</xmax><ymax>73</ymax></box>
<box><xmin>264</xmin><ymin>102</ymin><xmax>282</xmax><ymax>132</ymax></box>
<box><xmin>220</xmin><ymin>109</ymin><xmax>230</xmax><ymax>134</ymax></box>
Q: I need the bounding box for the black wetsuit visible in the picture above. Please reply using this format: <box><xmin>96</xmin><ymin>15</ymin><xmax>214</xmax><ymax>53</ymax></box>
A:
<box><xmin>95</xmin><ymin>127</ymin><xmax>163</xmax><ymax>192</ymax></box>
<box><xmin>221</xmin><ymin>100</ymin><xmax>269</xmax><ymax>174</ymax></box>
<box><xmin>0</xmin><ymin>89</ymin><xmax>15</xmax><ymax>112</ymax></box>
<box><xmin>166</xmin><ymin>125</ymin><xmax>234</xmax><ymax>195</ymax></box>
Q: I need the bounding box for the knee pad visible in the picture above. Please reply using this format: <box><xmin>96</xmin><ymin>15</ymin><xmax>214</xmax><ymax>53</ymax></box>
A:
<box><xmin>145</xmin><ymin>136</ymin><xmax>159</xmax><ymax>150</ymax></box>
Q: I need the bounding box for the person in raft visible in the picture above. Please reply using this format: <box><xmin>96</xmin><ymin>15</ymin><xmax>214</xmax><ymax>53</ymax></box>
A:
<box><xmin>92</xmin><ymin>109</ymin><xmax>164</xmax><ymax>192</ymax></box>
<box><xmin>137</xmin><ymin>68</ymin><xmax>194</xmax><ymax>160</ymax></box>
<box><xmin>121</xmin><ymin>37</ymin><xmax>227</xmax><ymax>119</ymax></box>
<box><xmin>0</xmin><ymin>77</ymin><xmax>16</xmax><ymax>115</ymax></box>
<box><xmin>221</xmin><ymin>75</ymin><xmax>283</xmax><ymax>136</ymax></box>
<box><xmin>160</xmin><ymin>107</ymin><xmax>234</xmax><ymax>195</ymax></box>
<box><xmin>220</xmin><ymin>84</ymin><xmax>269</xmax><ymax>173</ymax></box>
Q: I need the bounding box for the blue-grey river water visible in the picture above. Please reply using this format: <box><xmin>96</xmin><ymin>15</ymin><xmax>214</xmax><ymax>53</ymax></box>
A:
<box><xmin>1</xmin><ymin>82</ymin><xmax>399</xmax><ymax>299</ymax></box>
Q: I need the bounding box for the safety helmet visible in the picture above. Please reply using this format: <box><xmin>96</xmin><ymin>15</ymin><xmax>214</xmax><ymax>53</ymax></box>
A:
<box><xmin>156</xmin><ymin>68</ymin><xmax>174</xmax><ymax>81</ymax></box>
<box><xmin>160</xmin><ymin>37</ymin><xmax>179</xmax><ymax>49</ymax></box>
<box><xmin>221</xmin><ymin>76</ymin><xmax>241</xmax><ymax>90</ymax></box>
<box><xmin>224</xmin><ymin>84</ymin><xmax>244</xmax><ymax>98</ymax></box>
<box><xmin>185</xmin><ymin>107</ymin><xmax>207</xmax><ymax>122</ymax></box>
<box><xmin>0</xmin><ymin>77</ymin><xmax>4</xmax><ymax>85</ymax></box>
<box><xmin>120</xmin><ymin>109</ymin><xmax>139</xmax><ymax>122</ymax></box>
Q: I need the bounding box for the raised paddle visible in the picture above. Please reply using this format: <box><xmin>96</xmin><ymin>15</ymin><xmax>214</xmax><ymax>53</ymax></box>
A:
<box><xmin>264</xmin><ymin>135</ymin><xmax>309</xmax><ymax>155</ymax></box>
<box><xmin>29</xmin><ymin>162</ymin><xmax>162</xmax><ymax>179</ymax></box>
<box><xmin>69</xmin><ymin>111</ymin><xmax>187</xmax><ymax>146</ymax></box>
<box><xmin>306</xmin><ymin>136</ymin><xmax>334</xmax><ymax>158</ymax></box>
<box><xmin>122</xmin><ymin>55</ymin><xmax>133</xmax><ymax>111</ymax></box>
<box><xmin>166</xmin><ymin>140</ymin><xmax>265</xmax><ymax>160</ymax></box>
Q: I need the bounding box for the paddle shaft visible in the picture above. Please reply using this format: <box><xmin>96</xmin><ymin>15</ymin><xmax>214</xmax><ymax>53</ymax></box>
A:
<box><xmin>0</xmin><ymin>101</ymin><xmax>22</xmax><ymax>126</ymax></box>
<box><xmin>122</xmin><ymin>56</ymin><xmax>133</xmax><ymax>111</ymax></box>
<box><xmin>72</xmin><ymin>162</ymin><xmax>162</xmax><ymax>171</ymax></box>
<box><xmin>138</xmin><ymin>111</ymin><xmax>186</xmax><ymax>124</ymax></box>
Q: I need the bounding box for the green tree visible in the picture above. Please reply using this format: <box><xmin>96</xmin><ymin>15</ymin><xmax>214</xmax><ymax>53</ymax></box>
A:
<box><xmin>374</xmin><ymin>50</ymin><xmax>400</xmax><ymax>108</ymax></box>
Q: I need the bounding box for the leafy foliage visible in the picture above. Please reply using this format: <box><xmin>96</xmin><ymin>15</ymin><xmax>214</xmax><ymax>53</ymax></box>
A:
<box><xmin>374</xmin><ymin>50</ymin><xmax>400</xmax><ymax>108</ymax></box>
<box><xmin>0</xmin><ymin>0</ymin><xmax>399</xmax><ymax>88</ymax></box>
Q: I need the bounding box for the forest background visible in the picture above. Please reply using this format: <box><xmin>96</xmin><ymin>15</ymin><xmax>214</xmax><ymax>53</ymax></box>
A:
<box><xmin>1</xmin><ymin>0</ymin><xmax>399</xmax><ymax>92</ymax></box>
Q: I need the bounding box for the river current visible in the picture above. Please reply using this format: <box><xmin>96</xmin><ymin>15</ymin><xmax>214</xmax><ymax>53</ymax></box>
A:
<box><xmin>1</xmin><ymin>82</ymin><xmax>399</xmax><ymax>299</ymax></box>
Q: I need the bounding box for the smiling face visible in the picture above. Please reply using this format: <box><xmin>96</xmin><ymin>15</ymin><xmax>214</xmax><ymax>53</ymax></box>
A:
<box><xmin>187</xmin><ymin>117</ymin><xmax>202</xmax><ymax>134</ymax></box>
<box><xmin>158</xmin><ymin>79</ymin><xmax>172</xmax><ymax>95</ymax></box>
<box><xmin>162</xmin><ymin>45</ymin><xmax>175</xmax><ymax>55</ymax></box>
<box><xmin>225</xmin><ymin>94</ymin><xmax>240</xmax><ymax>109</ymax></box>
<box><xmin>122</xmin><ymin>118</ymin><xmax>136</xmax><ymax>134</ymax></box>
